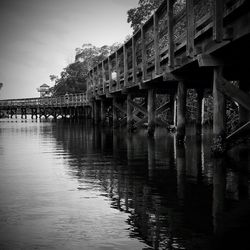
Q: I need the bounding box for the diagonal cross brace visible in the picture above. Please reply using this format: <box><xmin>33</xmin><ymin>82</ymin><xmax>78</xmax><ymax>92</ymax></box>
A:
<box><xmin>217</xmin><ymin>76</ymin><xmax>250</xmax><ymax>111</ymax></box>
<box><xmin>134</xmin><ymin>101</ymin><xmax>170</xmax><ymax>127</ymax></box>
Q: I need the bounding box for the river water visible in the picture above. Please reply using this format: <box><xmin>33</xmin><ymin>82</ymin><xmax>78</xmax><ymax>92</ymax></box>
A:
<box><xmin>0</xmin><ymin>118</ymin><xmax>250</xmax><ymax>250</ymax></box>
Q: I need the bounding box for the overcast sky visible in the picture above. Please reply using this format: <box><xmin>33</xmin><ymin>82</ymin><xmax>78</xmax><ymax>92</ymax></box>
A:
<box><xmin>0</xmin><ymin>0</ymin><xmax>138</xmax><ymax>99</ymax></box>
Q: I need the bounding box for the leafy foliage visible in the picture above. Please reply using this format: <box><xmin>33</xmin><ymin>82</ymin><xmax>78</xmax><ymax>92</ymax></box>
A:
<box><xmin>127</xmin><ymin>0</ymin><xmax>164</xmax><ymax>32</ymax></box>
<box><xmin>50</xmin><ymin>43</ymin><xmax>120</xmax><ymax>96</ymax></box>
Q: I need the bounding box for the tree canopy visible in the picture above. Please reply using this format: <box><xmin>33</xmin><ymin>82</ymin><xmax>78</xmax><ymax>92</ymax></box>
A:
<box><xmin>50</xmin><ymin>43</ymin><xmax>120</xmax><ymax>96</ymax></box>
<box><xmin>127</xmin><ymin>0</ymin><xmax>163</xmax><ymax>32</ymax></box>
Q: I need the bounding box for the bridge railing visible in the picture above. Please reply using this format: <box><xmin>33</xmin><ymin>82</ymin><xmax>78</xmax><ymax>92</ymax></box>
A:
<box><xmin>87</xmin><ymin>0</ymin><xmax>246</xmax><ymax>97</ymax></box>
<box><xmin>0</xmin><ymin>93</ymin><xmax>89</xmax><ymax>108</ymax></box>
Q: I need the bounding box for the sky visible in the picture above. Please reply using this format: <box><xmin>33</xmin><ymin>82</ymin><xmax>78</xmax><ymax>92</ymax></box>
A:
<box><xmin>0</xmin><ymin>0</ymin><xmax>138</xmax><ymax>99</ymax></box>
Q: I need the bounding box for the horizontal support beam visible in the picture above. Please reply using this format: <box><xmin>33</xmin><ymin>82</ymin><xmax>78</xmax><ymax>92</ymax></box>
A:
<box><xmin>197</xmin><ymin>54</ymin><xmax>223</xmax><ymax>67</ymax></box>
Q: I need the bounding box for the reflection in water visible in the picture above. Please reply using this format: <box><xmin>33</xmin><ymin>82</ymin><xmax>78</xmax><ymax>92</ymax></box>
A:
<box><xmin>0</xmin><ymin>118</ymin><xmax>250</xmax><ymax>249</ymax></box>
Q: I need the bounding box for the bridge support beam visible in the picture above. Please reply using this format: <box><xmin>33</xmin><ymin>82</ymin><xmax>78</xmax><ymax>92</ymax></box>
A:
<box><xmin>21</xmin><ymin>108</ymin><xmax>27</xmax><ymax>119</ymax></box>
<box><xmin>239</xmin><ymin>81</ymin><xmax>250</xmax><ymax>125</ymax></box>
<box><xmin>93</xmin><ymin>100</ymin><xmax>100</xmax><ymax>125</ymax></box>
<box><xmin>53</xmin><ymin>108</ymin><xmax>57</xmax><ymax>120</ymax></box>
<box><xmin>212</xmin><ymin>67</ymin><xmax>226</xmax><ymax>154</ymax></box>
<box><xmin>10</xmin><ymin>108</ymin><xmax>17</xmax><ymax>118</ymax></box>
<box><xmin>127</xmin><ymin>93</ymin><xmax>133</xmax><ymax>132</ymax></box>
<box><xmin>147</xmin><ymin>89</ymin><xmax>156</xmax><ymax>136</ymax></box>
<box><xmin>169</xmin><ymin>93</ymin><xmax>176</xmax><ymax>126</ymax></box>
<box><xmin>100</xmin><ymin>100</ymin><xmax>106</xmax><ymax>125</ymax></box>
<box><xmin>176</xmin><ymin>81</ymin><xmax>186</xmax><ymax>143</ymax></box>
<box><xmin>112</xmin><ymin>97</ymin><xmax>119</xmax><ymax>128</ymax></box>
<box><xmin>196</xmin><ymin>89</ymin><xmax>204</xmax><ymax>135</ymax></box>
<box><xmin>31</xmin><ymin>108</ymin><xmax>38</xmax><ymax>119</ymax></box>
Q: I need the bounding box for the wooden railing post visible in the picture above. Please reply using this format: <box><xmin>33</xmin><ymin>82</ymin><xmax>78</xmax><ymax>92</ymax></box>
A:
<box><xmin>102</xmin><ymin>61</ymin><xmax>106</xmax><ymax>94</ymax></box>
<box><xmin>167</xmin><ymin>0</ymin><xmax>174</xmax><ymax>68</ymax></box>
<box><xmin>186</xmin><ymin>0</ymin><xmax>194</xmax><ymax>57</ymax></box>
<box><xmin>115</xmin><ymin>51</ymin><xmax>120</xmax><ymax>90</ymax></box>
<box><xmin>123</xmin><ymin>45</ymin><xmax>128</xmax><ymax>87</ymax></box>
<box><xmin>141</xmin><ymin>27</ymin><xmax>147</xmax><ymax>81</ymax></box>
<box><xmin>213</xmin><ymin>0</ymin><xmax>223</xmax><ymax>42</ymax></box>
<box><xmin>108</xmin><ymin>57</ymin><xmax>112</xmax><ymax>92</ymax></box>
<box><xmin>154</xmin><ymin>12</ymin><xmax>160</xmax><ymax>75</ymax></box>
<box><xmin>132</xmin><ymin>37</ymin><xmax>136</xmax><ymax>84</ymax></box>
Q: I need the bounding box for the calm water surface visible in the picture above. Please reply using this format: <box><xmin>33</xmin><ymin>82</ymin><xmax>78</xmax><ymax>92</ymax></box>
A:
<box><xmin>0</xmin><ymin>118</ymin><xmax>250</xmax><ymax>250</ymax></box>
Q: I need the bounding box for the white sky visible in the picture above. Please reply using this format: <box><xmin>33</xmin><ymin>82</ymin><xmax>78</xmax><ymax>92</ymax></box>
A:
<box><xmin>0</xmin><ymin>0</ymin><xmax>138</xmax><ymax>99</ymax></box>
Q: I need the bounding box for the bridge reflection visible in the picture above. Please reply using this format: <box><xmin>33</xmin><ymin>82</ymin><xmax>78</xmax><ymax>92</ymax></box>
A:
<box><xmin>48</xmin><ymin>121</ymin><xmax>250</xmax><ymax>250</ymax></box>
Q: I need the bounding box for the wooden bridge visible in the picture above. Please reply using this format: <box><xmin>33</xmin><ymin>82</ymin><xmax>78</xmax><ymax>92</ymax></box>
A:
<box><xmin>0</xmin><ymin>93</ymin><xmax>90</xmax><ymax>119</ymax></box>
<box><xmin>87</xmin><ymin>0</ymin><xmax>250</xmax><ymax>150</ymax></box>
<box><xmin>1</xmin><ymin>0</ymin><xmax>250</xmax><ymax>153</ymax></box>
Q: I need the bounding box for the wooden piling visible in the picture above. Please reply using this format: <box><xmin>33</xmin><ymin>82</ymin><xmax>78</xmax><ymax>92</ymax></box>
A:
<box><xmin>196</xmin><ymin>89</ymin><xmax>204</xmax><ymax>135</ymax></box>
<box><xmin>201</xmin><ymin>97</ymin><xmax>205</xmax><ymax>126</ymax></box>
<box><xmin>100</xmin><ymin>100</ymin><xmax>106</xmax><ymax>125</ymax></box>
<box><xmin>112</xmin><ymin>98</ymin><xmax>118</xmax><ymax>128</ymax></box>
<box><xmin>147</xmin><ymin>89</ymin><xmax>156</xmax><ymax>136</ymax></box>
<box><xmin>94</xmin><ymin>100</ymin><xmax>100</xmax><ymax>125</ymax></box>
<box><xmin>127</xmin><ymin>93</ymin><xmax>133</xmax><ymax>132</ymax></box>
<box><xmin>212</xmin><ymin>67</ymin><xmax>226</xmax><ymax>154</ymax></box>
<box><xmin>239</xmin><ymin>81</ymin><xmax>250</xmax><ymax>125</ymax></box>
<box><xmin>176</xmin><ymin>81</ymin><xmax>186</xmax><ymax>143</ymax></box>
<box><xmin>169</xmin><ymin>94</ymin><xmax>175</xmax><ymax>126</ymax></box>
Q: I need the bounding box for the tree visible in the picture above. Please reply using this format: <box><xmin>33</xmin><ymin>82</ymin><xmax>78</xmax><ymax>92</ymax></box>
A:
<box><xmin>51</xmin><ymin>43</ymin><xmax>121</xmax><ymax>96</ymax></box>
<box><xmin>127</xmin><ymin>0</ymin><xmax>186</xmax><ymax>32</ymax></box>
<box><xmin>127</xmin><ymin>0</ymin><xmax>164</xmax><ymax>32</ymax></box>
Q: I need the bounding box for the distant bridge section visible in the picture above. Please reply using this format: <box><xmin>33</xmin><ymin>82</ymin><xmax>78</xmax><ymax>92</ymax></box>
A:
<box><xmin>0</xmin><ymin>93</ymin><xmax>90</xmax><ymax>119</ymax></box>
